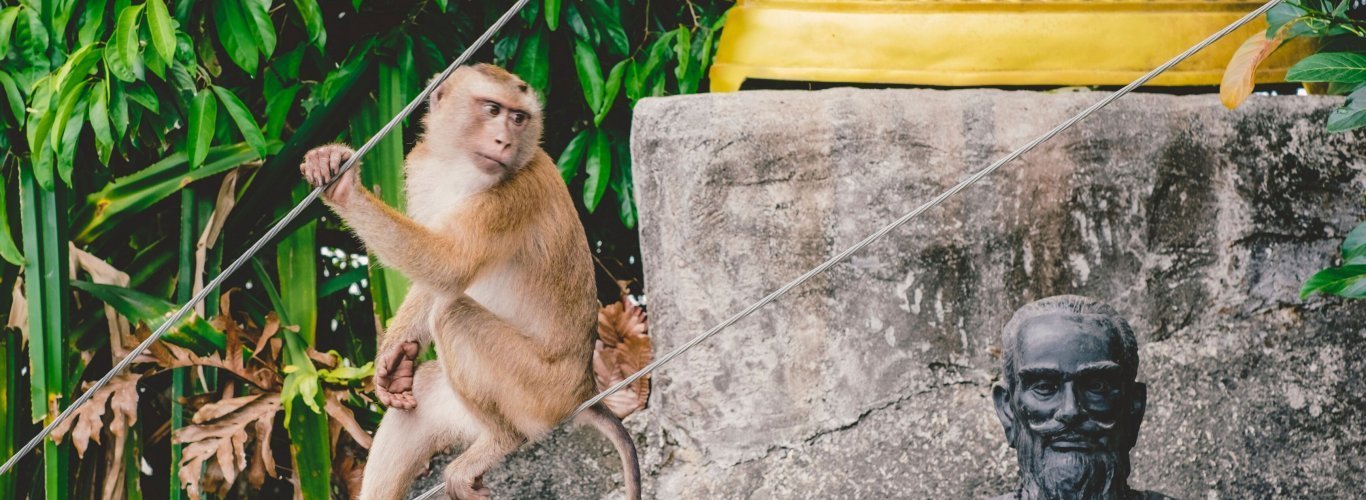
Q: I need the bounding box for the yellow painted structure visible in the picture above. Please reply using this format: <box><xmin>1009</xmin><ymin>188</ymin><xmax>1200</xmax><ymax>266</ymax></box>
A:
<box><xmin>710</xmin><ymin>0</ymin><xmax>1312</xmax><ymax>92</ymax></box>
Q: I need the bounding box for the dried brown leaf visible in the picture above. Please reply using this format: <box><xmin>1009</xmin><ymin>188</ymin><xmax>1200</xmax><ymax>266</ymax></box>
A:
<box><xmin>593</xmin><ymin>297</ymin><xmax>652</xmax><ymax>418</ymax></box>
<box><xmin>324</xmin><ymin>392</ymin><xmax>372</xmax><ymax>449</ymax></box>
<box><xmin>50</xmin><ymin>374</ymin><xmax>139</xmax><ymax>458</ymax></box>
<box><xmin>175</xmin><ymin>392</ymin><xmax>281</xmax><ymax>500</ymax></box>
<box><xmin>69</xmin><ymin>244</ymin><xmax>137</xmax><ymax>357</ymax></box>
<box><xmin>193</xmin><ymin>169</ymin><xmax>241</xmax><ymax>317</ymax></box>
<box><xmin>8</xmin><ymin>278</ymin><xmax>27</xmax><ymax>347</ymax></box>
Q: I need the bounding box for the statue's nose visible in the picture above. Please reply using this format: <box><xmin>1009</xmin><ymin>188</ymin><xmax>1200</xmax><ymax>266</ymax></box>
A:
<box><xmin>1054</xmin><ymin>383</ymin><xmax>1083</xmax><ymax>424</ymax></box>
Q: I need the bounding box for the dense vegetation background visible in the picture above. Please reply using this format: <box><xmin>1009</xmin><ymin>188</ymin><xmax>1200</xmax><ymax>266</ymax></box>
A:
<box><xmin>0</xmin><ymin>0</ymin><xmax>727</xmax><ymax>498</ymax></box>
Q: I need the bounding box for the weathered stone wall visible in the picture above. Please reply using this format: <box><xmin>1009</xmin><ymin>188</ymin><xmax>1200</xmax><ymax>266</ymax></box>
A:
<box><xmin>413</xmin><ymin>89</ymin><xmax>1366</xmax><ymax>499</ymax></box>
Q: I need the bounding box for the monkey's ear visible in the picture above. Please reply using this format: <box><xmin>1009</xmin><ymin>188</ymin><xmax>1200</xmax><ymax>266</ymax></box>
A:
<box><xmin>428</xmin><ymin>75</ymin><xmax>449</xmax><ymax>109</ymax></box>
<box><xmin>992</xmin><ymin>383</ymin><xmax>1018</xmax><ymax>447</ymax></box>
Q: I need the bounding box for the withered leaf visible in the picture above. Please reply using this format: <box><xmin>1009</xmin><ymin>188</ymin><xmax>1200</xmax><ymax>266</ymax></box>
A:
<box><xmin>174</xmin><ymin>392</ymin><xmax>281</xmax><ymax>500</ymax></box>
<box><xmin>593</xmin><ymin>297</ymin><xmax>652</xmax><ymax>418</ymax></box>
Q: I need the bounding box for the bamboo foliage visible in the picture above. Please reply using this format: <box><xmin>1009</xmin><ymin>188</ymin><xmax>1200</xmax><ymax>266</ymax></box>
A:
<box><xmin>18</xmin><ymin>163</ymin><xmax>70</xmax><ymax>500</ymax></box>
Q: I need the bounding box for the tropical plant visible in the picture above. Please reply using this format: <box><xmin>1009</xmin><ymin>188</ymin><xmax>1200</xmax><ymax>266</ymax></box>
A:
<box><xmin>1220</xmin><ymin>0</ymin><xmax>1366</xmax><ymax>132</ymax></box>
<box><xmin>0</xmin><ymin>0</ymin><xmax>725</xmax><ymax>497</ymax></box>
<box><xmin>1219</xmin><ymin>0</ymin><xmax>1366</xmax><ymax>301</ymax></box>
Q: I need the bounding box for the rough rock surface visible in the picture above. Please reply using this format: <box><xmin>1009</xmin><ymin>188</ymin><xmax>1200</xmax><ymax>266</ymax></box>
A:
<box><xmin>410</xmin><ymin>89</ymin><xmax>1365</xmax><ymax>499</ymax></box>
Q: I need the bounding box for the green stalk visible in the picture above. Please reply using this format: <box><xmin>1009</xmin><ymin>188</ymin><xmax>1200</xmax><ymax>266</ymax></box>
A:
<box><xmin>363</xmin><ymin>62</ymin><xmax>410</xmax><ymax>326</ymax></box>
<box><xmin>0</xmin><ymin>327</ymin><xmax>17</xmax><ymax>500</ymax></box>
<box><xmin>251</xmin><ymin>259</ymin><xmax>329</xmax><ymax>499</ymax></box>
<box><xmin>277</xmin><ymin>183</ymin><xmax>317</xmax><ymax>344</ymax></box>
<box><xmin>18</xmin><ymin>162</ymin><xmax>70</xmax><ymax>500</ymax></box>
<box><xmin>169</xmin><ymin>187</ymin><xmax>201</xmax><ymax>500</ymax></box>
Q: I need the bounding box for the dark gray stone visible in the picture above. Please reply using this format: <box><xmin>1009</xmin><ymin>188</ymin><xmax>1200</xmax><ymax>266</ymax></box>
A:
<box><xmin>412</xmin><ymin>89</ymin><xmax>1366</xmax><ymax>499</ymax></box>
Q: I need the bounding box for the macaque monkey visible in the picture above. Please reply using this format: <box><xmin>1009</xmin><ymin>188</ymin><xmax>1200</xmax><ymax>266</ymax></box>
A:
<box><xmin>300</xmin><ymin>64</ymin><xmax>640</xmax><ymax>500</ymax></box>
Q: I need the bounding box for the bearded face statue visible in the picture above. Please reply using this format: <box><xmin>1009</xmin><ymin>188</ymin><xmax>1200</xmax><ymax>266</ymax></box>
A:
<box><xmin>992</xmin><ymin>297</ymin><xmax>1149</xmax><ymax>500</ymax></box>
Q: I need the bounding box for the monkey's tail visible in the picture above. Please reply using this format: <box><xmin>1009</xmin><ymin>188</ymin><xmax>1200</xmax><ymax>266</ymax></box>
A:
<box><xmin>577</xmin><ymin>403</ymin><xmax>641</xmax><ymax>500</ymax></box>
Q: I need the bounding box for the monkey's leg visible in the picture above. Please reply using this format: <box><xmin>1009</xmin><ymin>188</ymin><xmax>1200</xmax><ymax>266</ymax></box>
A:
<box><xmin>360</xmin><ymin>364</ymin><xmax>484</xmax><ymax>500</ymax></box>
<box><xmin>441</xmin><ymin>427</ymin><xmax>524</xmax><ymax>500</ymax></box>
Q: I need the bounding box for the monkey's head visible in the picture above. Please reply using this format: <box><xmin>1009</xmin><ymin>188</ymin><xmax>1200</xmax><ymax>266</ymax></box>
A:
<box><xmin>425</xmin><ymin>64</ymin><xmax>544</xmax><ymax>176</ymax></box>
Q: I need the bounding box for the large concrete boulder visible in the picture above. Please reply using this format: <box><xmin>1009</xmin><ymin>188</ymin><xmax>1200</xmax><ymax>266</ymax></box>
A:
<box><xmin>415</xmin><ymin>89</ymin><xmax>1366</xmax><ymax>498</ymax></box>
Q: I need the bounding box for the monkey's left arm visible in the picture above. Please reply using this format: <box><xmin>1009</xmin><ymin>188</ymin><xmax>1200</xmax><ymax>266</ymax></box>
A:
<box><xmin>334</xmin><ymin>190</ymin><xmax>497</xmax><ymax>295</ymax></box>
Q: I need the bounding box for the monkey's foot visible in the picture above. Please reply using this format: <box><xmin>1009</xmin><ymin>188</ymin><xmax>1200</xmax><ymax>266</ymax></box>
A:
<box><xmin>444</xmin><ymin>475</ymin><xmax>491</xmax><ymax>500</ymax></box>
<box><xmin>375</xmin><ymin>340</ymin><xmax>420</xmax><ymax>410</ymax></box>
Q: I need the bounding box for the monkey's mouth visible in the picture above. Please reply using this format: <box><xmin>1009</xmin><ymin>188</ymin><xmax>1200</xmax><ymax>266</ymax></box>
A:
<box><xmin>474</xmin><ymin>152</ymin><xmax>508</xmax><ymax>170</ymax></box>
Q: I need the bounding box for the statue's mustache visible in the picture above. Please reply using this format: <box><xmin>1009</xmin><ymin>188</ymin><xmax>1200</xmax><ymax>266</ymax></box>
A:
<box><xmin>1026</xmin><ymin>416</ymin><xmax>1117</xmax><ymax>439</ymax></box>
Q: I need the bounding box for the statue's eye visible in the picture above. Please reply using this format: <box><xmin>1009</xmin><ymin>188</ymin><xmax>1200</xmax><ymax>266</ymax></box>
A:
<box><xmin>484</xmin><ymin>102</ymin><xmax>500</xmax><ymax>116</ymax></box>
<box><xmin>1030</xmin><ymin>381</ymin><xmax>1058</xmax><ymax>397</ymax></box>
<box><xmin>510</xmin><ymin>112</ymin><xmax>527</xmax><ymax>125</ymax></box>
<box><xmin>1082</xmin><ymin>378</ymin><xmax>1113</xmax><ymax>394</ymax></box>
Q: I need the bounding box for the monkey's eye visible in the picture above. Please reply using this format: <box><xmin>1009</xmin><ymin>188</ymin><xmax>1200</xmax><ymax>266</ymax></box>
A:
<box><xmin>484</xmin><ymin>102</ymin><xmax>501</xmax><ymax>116</ymax></box>
<box><xmin>510</xmin><ymin>112</ymin><xmax>528</xmax><ymax>126</ymax></box>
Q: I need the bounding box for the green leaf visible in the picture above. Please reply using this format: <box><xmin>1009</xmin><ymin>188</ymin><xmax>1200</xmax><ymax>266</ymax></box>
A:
<box><xmin>56</xmin><ymin>100</ymin><xmax>84</xmax><ymax>187</ymax></box>
<box><xmin>143</xmin><ymin>39</ymin><xmax>167</xmax><ymax>79</ymax></box>
<box><xmin>77</xmin><ymin>0</ymin><xmax>109</xmax><ymax>45</ymax></box>
<box><xmin>215</xmin><ymin>0</ymin><xmax>260</xmax><ymax>76</ymax></box>
<box><xmin>125</xmin><ymin>81</ymin><xmax>159</xmax><ymax>113</ymax></box>
<box><xmin>318</xmin><ymin>362</ymin><xmax>374</xmax><ymax>386</ymax></box>
<box><xmin>0</xmin><ymin>7</ymin><xmax>19</xmax><ymax>58</ymax></box>
<box><xmin>595</xmin><ymin>60</ymin><xmax>626</xmax><ymax>125</ymax></box>
<box><xmin>545</xmin><ymin>0</ymin><xmax>561</xmax><ymax>30</ymax></box>
<box><xmin>0</xmin><ymin>71</ymin><xmax>24</xmax><ymax>124</ymax></box>
<box><xmin>89</xmin><ymin>82</ymin><xmax>113</xmax><ymax>165</ymax></box>
<box><xmin>494</xmin><ymin>34</ymin><xmax>520</xmax><ymax>66</ymax></box>
<box><xmin>319</xmin><ymin>265</ymin><xmax>367</xmax><ymax>298</ymax></box>
<box><xmin>145</xmin><ymin>0</ymin><xmax>176</xmax><ymax>65</ymax></box>
<box><xmin>512</xmin><ymin>27</ymin><xmax>550</xmax><ymax>98</ymax></box>
<box><xmin>611</xmin><ymin>139</ymin><xmax>635</xmax><ymax>228</ymax></box>
<box><xmin>584</xmin><ymin>0</ymin><xmax>628</xmax><ymax>56</ymax></box>
<box><xmin>557</xmin><ymin>128</ymin><xmax>590</xmax><ymax>183</ymax></box>
<box><xmin>279</xmin><ymin>329</ymin><xmax>330</xmax><ymax>500</ymax></box>
<box><xmin>110</xmin><ymin>79</ymin><xmax>129</xmax><ymax>141</ymax></box>
<box><xmin>1285</xmin><ymin>52</ymin><xmax>1366</xmax><ymax>83</ymax></box>
<box><xmin>674</xmin><ymin>26</ymin><xmax>694</xmax><ymax>92</ymax></box>
<box><xmin>1326</xmin><ymin>87</ymin><xmax>1366</xmax><ymax>133</ymax></box>
<box><xmin>48</xmin><ymin>81</ymin><xmax>87</xmax><ymax>152</ymax></box>
<box><xmin>1265</xmin><ymin>3</ymin><xmax>1308</xmax><ymax>37</ymax></box>
<box><xmin>188</xmin><ymin>91</ymin><xmax>217</xmax><ymax>169</ymax></box>
<box><xmin>243</xmin><ymin>0</ymin><xmax>276</xmax><ymax>58</ymax></box>
<box><xmin>71</xmin><ymin>142</ymin><xmax>269</xmax><ymax>243</ymax></box>
<box><xmin>1342</xmin><ymin>220</ymin><xmax>1366</xmax><ymax>264</ymax></box>
<box><xmin>292</xmin><ymin>0</ymin><xmax>326</xmax><ymax>49</ymax></box>
<box><xmin>565</xmin><ymin>3</ymin><xmax>593</xmax><ymax>44</ymax></box>
<box><xmin>583</xmin><ymin>129</ymin><xmax>610</xmax><ymax>212</ymax></box>
<box><xmin>264</xmin><ymin>84</ymin><xmax>300</xmax><ymax>139</ymax></box>
<box><xmin>278</xmin><ymin>182</ymin><xmax>317</xmax><ymax>344</ymax></box>
<box><xmin>55</xmin><ymin>44</ymin><xmax>102</xmax><ymax>101</ymax></box>
<box><xmin>113</xmin><ymin>4</ymin><xmax>146</xmax><ymax>82</ymax></box>
<box><xmin>69</xmin><ymin>281</ymin><xmax>227</xmax><ymax>353</ymax></box>
<box><xmin>14</xmin><ymin>7</ymin><xmax>49</xmax><ymax>78</ymax></box>
<box><xmin>0</xmin><ymin>172</ymin><xmax>24</xmax><ymax>266</ymax></box>
<box><xmin>1300</xmin><ymin>265</ymin><xmax>1366</xmax><ymax>299</ymax></box>
<box><xmin>213</xmin><ymin>85</ymin><xmax>269</xmax><ymax>158</ymax></box>
<box><xmin>573</xmin><ymin>39</ymin><xmax>604</xmax><ymax>113</ymax></box>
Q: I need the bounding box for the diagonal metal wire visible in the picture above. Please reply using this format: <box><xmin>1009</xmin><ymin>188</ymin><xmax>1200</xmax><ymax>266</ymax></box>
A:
<box><xmin>0</xmin><ymin>0</ymin><xmax>533</xmax><ymax>478</ymax></box>
<box><xmin>418</xmin><ymin>0</ymin><xmax>1279</xmax><ymax>498</ymax></box>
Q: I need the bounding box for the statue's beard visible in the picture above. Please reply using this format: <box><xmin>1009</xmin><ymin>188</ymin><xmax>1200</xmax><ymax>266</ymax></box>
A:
<box><xmin>1014</xmin><ymin>427</ymin><xmax>1126</xmax><ymax>500</ymax></box>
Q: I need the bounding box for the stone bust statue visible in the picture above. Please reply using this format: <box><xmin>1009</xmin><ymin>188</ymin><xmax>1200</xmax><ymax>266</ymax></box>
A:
<box><xmin>990</xmin><ymin>295</ymin><xmax>1173</xmax><ymax>500</ymax></box>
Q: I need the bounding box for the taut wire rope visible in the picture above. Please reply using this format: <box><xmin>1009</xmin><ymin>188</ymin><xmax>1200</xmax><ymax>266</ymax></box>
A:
<box><xmin>418</xmin><ymin>0</ymin><xmax>1280</xmax><ymax>498</ymax></box>
<box><xmin>0</xmin><ymin>0</ymin><xmax>532</xmax><ymax>477</ymax></box>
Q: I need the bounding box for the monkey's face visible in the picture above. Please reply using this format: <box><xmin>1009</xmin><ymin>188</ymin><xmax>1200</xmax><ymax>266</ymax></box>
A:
<box><xmin>427</xmin><ymin>65</ymin><xmax>543</xmax><ymax>177</ymax></box>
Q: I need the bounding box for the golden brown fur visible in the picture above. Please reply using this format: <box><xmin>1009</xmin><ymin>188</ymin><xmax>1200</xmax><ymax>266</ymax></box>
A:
<box><xmin>301</xmin><ymin>64</ymin><xmax>639</xmax><ymax>500</ymax></box>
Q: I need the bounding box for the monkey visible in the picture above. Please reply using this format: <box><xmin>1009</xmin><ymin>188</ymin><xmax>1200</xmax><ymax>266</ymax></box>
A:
<box><xmin>299</xmin><ymin>64</ymin><xmax>640</xmax><ymax>500</ymax></box>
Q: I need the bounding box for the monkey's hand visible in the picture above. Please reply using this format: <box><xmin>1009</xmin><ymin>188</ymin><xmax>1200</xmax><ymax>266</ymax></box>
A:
<box><xmin>374</xmin><ymin>340</ymin><xmax>420</xmax><ymax>410</ymax></box>
<box><xmin>300</xmin><ymin>144</ymin><xmax>360</xmax><ymax>207</ymax></box>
